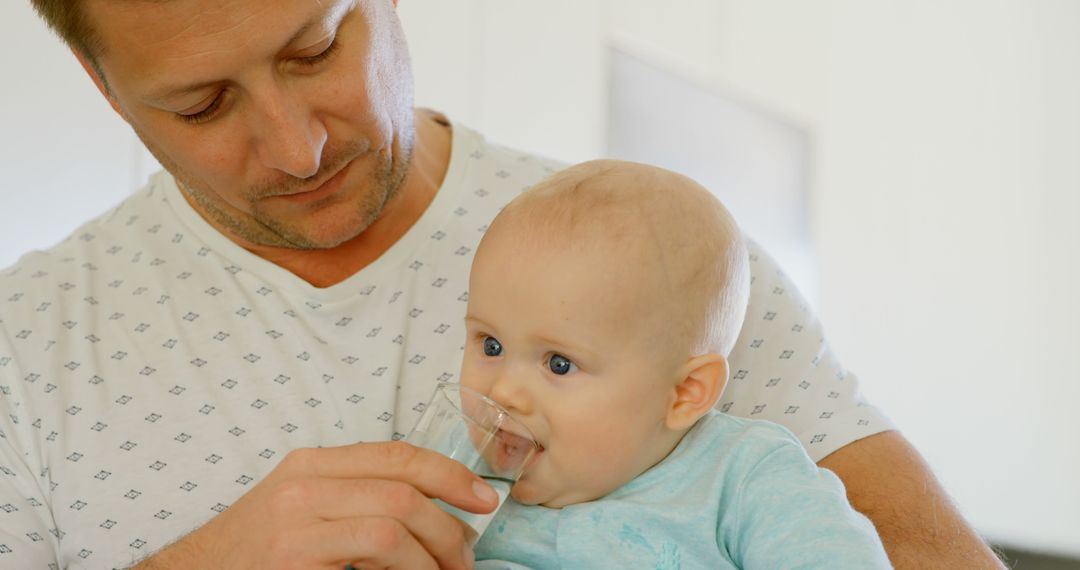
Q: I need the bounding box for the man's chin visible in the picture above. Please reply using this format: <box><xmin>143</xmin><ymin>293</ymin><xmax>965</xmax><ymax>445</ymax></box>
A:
<box><xmin>263</xmin><ymin>225</ymin><xmax>364</xmax><ymax>250</ymax></box>
<box><xmin>251</xmin><ymin>205</ymin><xmax>378</xmax><ymax>250</ymax></box>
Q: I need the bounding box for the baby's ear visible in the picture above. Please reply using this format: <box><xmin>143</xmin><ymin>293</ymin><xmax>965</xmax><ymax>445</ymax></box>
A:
<box><xmin>666</xmin><ymin>354</ymin><xmax>728</xmax><ymax>431</ymax></box>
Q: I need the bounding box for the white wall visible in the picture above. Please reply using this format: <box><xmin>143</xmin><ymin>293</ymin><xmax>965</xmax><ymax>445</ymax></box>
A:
<box><xmin>404</xmin><ymin>0</ymin><xmax>610</xmax><ymax>163</ymax></box>
<box><xmin>0</xmin><ymin>1</ymin><xmax>148</xmax><ymax>269</ymax></box>
<box><xmin>815</xmin><ymin>1</ymin><xmax>1080</xmax><ymax>554</ymax></box>
<box><xmin>402</xmin><ymin>0</ymin><xmax>1080</xmax><ymax>556</ymax></box>
<box><xmin>3</xmin><ymin>0</ymin><xmax>1077</xmax><ymax>556</ymax></box>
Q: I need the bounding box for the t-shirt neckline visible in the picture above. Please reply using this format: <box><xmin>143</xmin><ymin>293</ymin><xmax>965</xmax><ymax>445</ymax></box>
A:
<box><xmin>159</xmin><ymin>117</ymin><xmax>477</xmax><ymax>303</ymax></box>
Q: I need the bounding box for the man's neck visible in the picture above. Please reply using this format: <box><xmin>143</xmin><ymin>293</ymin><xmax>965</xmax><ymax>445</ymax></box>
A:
<box><xmin>200</xmin><ymin>109</ymin><xmax>452</xmax><ymax>289</ymax></box>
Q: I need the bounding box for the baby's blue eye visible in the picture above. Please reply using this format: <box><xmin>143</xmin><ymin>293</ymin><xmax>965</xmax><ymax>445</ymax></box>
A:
<box><xmin>483</xmin><ymin>336</ymin><xmax>503</xmax><ymax>357</ymax></box>
<box><xmin>548</xmin><ymin>354</ymin><xmax>577</xmax><ymax>375</ymax></box>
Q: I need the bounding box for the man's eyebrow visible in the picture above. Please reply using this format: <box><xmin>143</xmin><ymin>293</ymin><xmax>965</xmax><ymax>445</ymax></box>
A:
<box><xmin>146</xmin><ymin>18</ymin><xmax>324</xmax><ymax>103</ymax></box>
<box><xmin>282</xmin><ymin>18</ymin><xmax>323</xmax><ymax>53</ymax></box>
<box><xmin>148</xmin><ymin>80</ymin><xmax>219</xmax><ymax>104</ymax></box>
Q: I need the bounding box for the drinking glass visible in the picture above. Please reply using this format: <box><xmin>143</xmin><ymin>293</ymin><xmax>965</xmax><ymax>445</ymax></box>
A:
<box><xmin>406</xmin><ymin>382</ymin><xmax>539</xmax><ymax>543</ymax></box>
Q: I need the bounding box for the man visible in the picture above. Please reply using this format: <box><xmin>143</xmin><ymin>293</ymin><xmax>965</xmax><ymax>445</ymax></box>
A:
<box><xmin>1</xmin><ymin>0</ymin><xmax>1003</xmax><ymax>568</ymax></box>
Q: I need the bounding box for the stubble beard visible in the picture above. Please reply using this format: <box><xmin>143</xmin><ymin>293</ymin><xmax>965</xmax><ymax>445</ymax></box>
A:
<box><xmin>135</xmin><ymin>126</ymin><xmax>415</xmax><ymax>250</ymax></box>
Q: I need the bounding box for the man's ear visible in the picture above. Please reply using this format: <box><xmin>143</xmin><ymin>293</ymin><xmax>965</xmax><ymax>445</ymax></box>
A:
<box><xmin>72</xmin><ymin>48</ymin><xmax>128</xmax><ymax>122</ymax></box>
<box><xmin>666</xmin><ymin>354</ymin><xmax>728</xmax><ymax>431</ymax></box>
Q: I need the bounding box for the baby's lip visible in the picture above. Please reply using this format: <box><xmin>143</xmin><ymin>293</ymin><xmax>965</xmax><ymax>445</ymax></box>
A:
<box><xmin>523</xmin><ymin>445</ymin><xmax>545</xmax><ymax>471</ymax></box>
<box><xmin>496</xmin><ymin>425</ymin><xmax>532</xmax><ymax>441</ymax></box>
<box><xmin>492</xmin><ymin>428</ymin><xmax>544</xmax><ymax>472</ymax></box>
<box><xmin>495</xmin><ymin>427</ymin><xmax>537</xmax><ymax>451</ymax></box>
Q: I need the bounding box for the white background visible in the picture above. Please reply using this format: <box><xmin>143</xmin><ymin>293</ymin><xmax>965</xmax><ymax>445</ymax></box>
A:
<box><xmin>2</xmin><ymin>0</ymin><xmax>1078</xmax><ymax>557</ymax></box>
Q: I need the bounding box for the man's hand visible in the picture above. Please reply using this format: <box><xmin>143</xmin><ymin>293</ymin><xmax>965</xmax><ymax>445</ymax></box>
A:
<box><xmin>133</xmin><ymin>441</ymin><xmax>496</xmax><ymax>570</ymax></box>
<box><xmin>819</xmin><ymin>431</ymin><xmax>1006</xmax><ymax>569</ymax></box>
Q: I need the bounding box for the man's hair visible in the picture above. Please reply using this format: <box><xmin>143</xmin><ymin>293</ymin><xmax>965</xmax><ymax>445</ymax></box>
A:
<box><xmin>29</xmin><ymin>1</ymin><xmax>104</xmax><ymax>63</ymax></box>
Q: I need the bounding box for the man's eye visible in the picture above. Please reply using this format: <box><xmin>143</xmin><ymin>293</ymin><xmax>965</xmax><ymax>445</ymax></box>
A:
<box><xmin>177</xmin><ymin>94</ymin><xmax>225</xmax><ymax>125</ymax></box>
<box><xmin>547</xmin><ymin>354</ymin><xmax>577</xmax><ymax>375</ymax></box>
<box><xmin>297</xmin><ymin>37</ymin><xmax>341</xmax><ymax>67</ymax></box>
<box><xmin>483</xmin><ymin>336</ymin><xmax>502</xmax><ymax>357</ymax></box>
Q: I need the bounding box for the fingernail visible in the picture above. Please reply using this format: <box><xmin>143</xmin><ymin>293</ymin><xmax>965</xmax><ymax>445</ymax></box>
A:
<box><xmin>462</xmin><ymin>542</ymin><xmax>476</xmax><ymax>569</ymax></box>
<box><xmin>473</xmin><ymin>479</ymin><xmax>498</xmax><ymax>504</ymax></box>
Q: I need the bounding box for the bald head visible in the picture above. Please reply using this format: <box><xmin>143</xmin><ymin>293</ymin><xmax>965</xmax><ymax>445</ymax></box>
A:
<box><xmin>482</xmin><ymin>159</ymin><xmax>750</xmax><ymax>358</ymax></box>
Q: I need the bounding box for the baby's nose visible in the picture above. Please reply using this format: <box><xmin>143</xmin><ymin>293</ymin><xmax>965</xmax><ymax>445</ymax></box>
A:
<box><xmin>488</xmin><ymin>371</ymin><xmax>533</xmax><ymax>417</ymax></box>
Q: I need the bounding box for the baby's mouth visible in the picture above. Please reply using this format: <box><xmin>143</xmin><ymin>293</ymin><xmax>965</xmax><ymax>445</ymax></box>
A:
<box><xmin>493</xmin><ymin>429</ymin><xmax>544</xmax><ymax>473</ymax></box>
<box><xmin>523</xmin><ymin>445</ymin><xmax>545</xmax><ymax>471</ymax></box>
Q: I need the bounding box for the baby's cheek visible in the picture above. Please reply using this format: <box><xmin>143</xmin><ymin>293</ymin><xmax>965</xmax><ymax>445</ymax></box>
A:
<box><xmin>458</xmin><ymin>361</ymin><xmax>487</xmax><ymax>392</ymax></box>
<box><xmin>460</xmin><ymin>377</ymin><xmax>483</xmax><ymax>396</ymax></box>
<box><xmin>566</xmin><ymin>447</ymin><xmax>631</xmax><ymax>491</ymax></box>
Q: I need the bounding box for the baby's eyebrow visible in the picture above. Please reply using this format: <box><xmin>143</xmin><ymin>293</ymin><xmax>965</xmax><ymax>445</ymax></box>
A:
<box><xmin>464</xmin><ymin>315</ymin><xmax>494</xmax><ymax>329</ymax></box>
<box><xmin>535</xmin><ymin>334</ymin><xmax>598</xmax><ymax>363</ymax></box>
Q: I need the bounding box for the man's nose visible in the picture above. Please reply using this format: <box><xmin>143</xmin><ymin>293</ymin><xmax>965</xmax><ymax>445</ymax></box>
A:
<box><xmin>252</xmin><ymin>86</ymin><xmax>327</xmax><ymax>179</ymax></box>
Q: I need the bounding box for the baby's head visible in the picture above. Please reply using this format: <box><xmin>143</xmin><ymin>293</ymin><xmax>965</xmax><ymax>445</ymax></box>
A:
<box><xmin>461</xmin><ymin>159</ymin><xmax>749</xmax><ymax>507</ymax></box>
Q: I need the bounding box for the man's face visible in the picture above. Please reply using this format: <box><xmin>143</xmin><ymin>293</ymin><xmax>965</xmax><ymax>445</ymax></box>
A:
<box><xmin>461</xmin><ymin>224</ymin><xmax>683</xmax><ymax>508</ymax></box>
<box><xmin>83</xmin><ymin>0</ymin><xmax>414</xmax><ymax>248</ymax></box>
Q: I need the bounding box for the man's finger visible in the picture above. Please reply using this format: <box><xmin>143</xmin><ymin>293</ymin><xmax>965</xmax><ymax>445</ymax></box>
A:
<box><xmin>272</xmin><ymin>477</ymin><xmax>475</xmax><ymax>570</ymax></box>
<box><xmin>284</xmin><ymin>442</ymin><xmax>500</xmax><ymax>513</ymax></box>
<box><xmin>296</xmin><ymin>517</ymin><xmax>443</xmax><ymax>570</ymax></box>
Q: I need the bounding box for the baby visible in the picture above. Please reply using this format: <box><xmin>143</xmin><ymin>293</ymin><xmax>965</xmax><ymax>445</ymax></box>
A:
<box><xmin>460</xmin><ymin>160</ymin><xmax>892</xmax><ymax>569</ymax></box>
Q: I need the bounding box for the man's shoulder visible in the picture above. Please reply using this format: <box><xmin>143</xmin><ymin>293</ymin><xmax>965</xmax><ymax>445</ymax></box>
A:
<box><xmin>7</xmin><ymin>176</ymin><xmax>169</xmax><ymax>258</ymax></box>
<box><xmin>447</xmin><ymin>121</ymin><xmax>568</xmax><ymax>201</ymax></box>
<box><xmin>0</xmin><ymin>175</ymin><xmax>181</xmax><ymax>309</ymax></box>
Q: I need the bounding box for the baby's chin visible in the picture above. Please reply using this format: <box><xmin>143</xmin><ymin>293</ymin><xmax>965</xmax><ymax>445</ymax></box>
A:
<box><xmin>510</xmin><ymin>481</ymin><xmax>585</xmax><ymax>509</ymax></box>
<box><xmin>509</xmin><ymin>479</ymin><xmax>545</xmax><ymax>506</ymax></box>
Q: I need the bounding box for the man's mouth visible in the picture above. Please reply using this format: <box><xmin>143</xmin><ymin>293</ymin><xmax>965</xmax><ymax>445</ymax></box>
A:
<box><xmin>273</xmin><ymin>158</ymin><xmax>355</xmax><ymax>202</ymax></box>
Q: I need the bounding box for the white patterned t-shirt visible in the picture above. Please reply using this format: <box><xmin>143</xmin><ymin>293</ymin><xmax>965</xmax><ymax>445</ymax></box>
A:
<box><xmin>0</xmin><ymin>121</ymin><xmax>893</xmax><ymax>569</ymax></box>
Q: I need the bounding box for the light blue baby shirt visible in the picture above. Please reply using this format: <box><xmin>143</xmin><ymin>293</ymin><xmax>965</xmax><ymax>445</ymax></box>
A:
<box><xmin>474</xmin><ymin>411</ymin><xmax>892</xmax><ymax>569</ymax></box>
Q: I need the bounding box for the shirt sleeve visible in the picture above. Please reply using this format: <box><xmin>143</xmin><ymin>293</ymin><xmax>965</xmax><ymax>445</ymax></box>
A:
<box><xmin>721</xmin><ymin>432</ymin><xmax>893</xmax><ymax>569</ymax></box>
<box><xmin>0</xmin><ymin>331</ymin><xmax>61</xmax><ymax>569</ymax></box>
<box><xmin>720</xmin><ymin>240</ymin><xmax>896</xmax><ymax>461</ymax></box>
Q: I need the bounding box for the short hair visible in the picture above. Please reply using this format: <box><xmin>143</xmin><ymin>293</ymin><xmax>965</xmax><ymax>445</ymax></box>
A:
<box><xmin>28</xmin><ymin>1</ymin><xmax>104</xmax><ymax>63</ymax></box>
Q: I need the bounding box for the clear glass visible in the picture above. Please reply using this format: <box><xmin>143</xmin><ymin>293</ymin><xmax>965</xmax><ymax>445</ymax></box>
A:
<box><xmin>406</xmin><ymin>382</ymin><xmax>539</xmax><ymax>543</ymax></box>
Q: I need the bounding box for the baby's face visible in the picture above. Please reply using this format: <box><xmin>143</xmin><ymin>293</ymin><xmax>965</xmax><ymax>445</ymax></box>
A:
<box><xmin>461</xmin><ymin>228</ymin><xmax>684</xmax><ymax>508</ymax></box>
